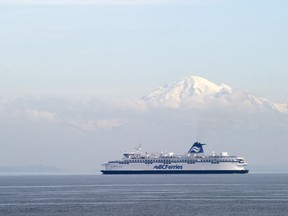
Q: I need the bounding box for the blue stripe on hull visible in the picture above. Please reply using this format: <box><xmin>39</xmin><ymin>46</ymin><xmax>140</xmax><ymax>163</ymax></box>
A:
<box><xmin>101</xmin><ymin>170</ymin><xmax>249</xmax><ymax>174</ymax></box>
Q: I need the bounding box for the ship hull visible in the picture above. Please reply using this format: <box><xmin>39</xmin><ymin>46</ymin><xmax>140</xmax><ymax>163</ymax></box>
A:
<box><xmin>101</xmin><ymin>169</ymin><xmax>249</xmax><ymax>174</ymax></box>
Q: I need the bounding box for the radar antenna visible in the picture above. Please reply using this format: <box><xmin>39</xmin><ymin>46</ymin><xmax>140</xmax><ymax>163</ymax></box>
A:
<box><xmin>135</xmin><ymin>143</ymin><xmax>142</xmax><ymax>153</ymax></box>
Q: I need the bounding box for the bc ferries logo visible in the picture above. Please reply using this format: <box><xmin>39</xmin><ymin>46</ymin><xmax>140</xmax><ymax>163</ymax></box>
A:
<box><xmin>190</xmin><ymin>146</ymin><xmax>201</xmax><ymax>152</ymax></box>
<box><xmin>154</xmin><ymin>165</ymin><xmax>183</xmax><ymax>170</ymax></box>
<box><xmin>188</xmin><ymin>142</ymin><xmax>205</xmax><ymax>153</ymax></box>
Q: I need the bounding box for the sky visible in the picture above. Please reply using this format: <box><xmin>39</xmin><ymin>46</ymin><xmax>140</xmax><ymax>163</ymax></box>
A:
<box><xmin>1</xmin><ymin>0</ymin><xmax>288</xmax><ymax>101</ymax></box>
<box><xmin>0</xmin><ymin>0</ymin><xmax>288</xmax><ymax>173</ymax></box>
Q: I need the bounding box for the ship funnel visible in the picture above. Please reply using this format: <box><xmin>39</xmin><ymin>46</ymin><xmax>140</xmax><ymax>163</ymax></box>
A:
<box><xmin>188</xmin><ymin>142</ymin><xmax>206</xmax><ymax>153</ymax></box>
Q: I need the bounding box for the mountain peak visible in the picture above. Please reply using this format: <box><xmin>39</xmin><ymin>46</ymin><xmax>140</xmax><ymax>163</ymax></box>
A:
<box><xmin>182</xmin><ymin>75</ymin><xmax>232</xmax><ymax>96</ymax></box>
<box><xmin>143</xmin><ymin>75</ymin><xmax>232</xmax><ymax>105</ymax></box>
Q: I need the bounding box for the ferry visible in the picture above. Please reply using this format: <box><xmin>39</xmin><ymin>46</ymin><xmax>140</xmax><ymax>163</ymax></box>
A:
<box><xmin>101</xmin><ymin>142</ymin><xmax>249</xmax><ymax>174</ymax></box>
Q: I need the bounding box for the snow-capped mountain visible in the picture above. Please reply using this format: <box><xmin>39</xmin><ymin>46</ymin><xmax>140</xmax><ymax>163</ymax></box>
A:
<box><xmin>144</xmin><ymin>76</ymin><xmax>231</xmax><ymax>102</ymax></box>
<box><xmin>143</xmin><ymin>75</ymin><xmax>288</xmax><ymax>114</ymax></box>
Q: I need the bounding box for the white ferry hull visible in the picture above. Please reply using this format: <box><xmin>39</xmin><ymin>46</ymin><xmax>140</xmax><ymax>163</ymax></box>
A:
<box><xmin>101</xmin><ymin>162</ymin><xmax>248</xmax><ymax>174</ymax></box>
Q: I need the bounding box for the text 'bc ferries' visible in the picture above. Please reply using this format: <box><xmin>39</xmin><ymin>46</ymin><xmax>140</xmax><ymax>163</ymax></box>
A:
<box><xmin>101</xmin><ymin>142</ymin><xmax>249</xmax><ymax>174</ymax></box>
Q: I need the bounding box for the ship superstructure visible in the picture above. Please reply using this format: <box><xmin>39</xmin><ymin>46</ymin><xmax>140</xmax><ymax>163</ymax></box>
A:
<box><xmin>101</xmin><ymin>142</ymin><xmax>248</xmax><ymax>174</ymax></box>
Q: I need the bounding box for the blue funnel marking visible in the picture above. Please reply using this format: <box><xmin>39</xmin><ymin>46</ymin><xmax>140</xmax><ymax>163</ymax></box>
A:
<box><xmin>188</xmin><ymin>142</ymin><xmax>206</xmax><ymax>153</ymax></box>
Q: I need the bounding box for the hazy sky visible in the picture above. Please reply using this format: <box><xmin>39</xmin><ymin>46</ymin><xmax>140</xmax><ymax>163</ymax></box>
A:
<box><xmin>1</xmin><ymin>0</ymin><xmax>288</xmax><ymax>101</ymax></box>
<box><xmin>0</xmin><ymin>0</ymin><xmax>288</xmax><ymax>173</ymax></box>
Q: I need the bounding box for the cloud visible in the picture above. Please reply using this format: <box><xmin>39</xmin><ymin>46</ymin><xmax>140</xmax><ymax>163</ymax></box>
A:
<box><xmin>71</xmin><ymin>118</ymin><xmax>125</xmax><ymax>131</ymax></box>
<box><xmin>2</xmin><ymin>94</ymin><xmax>287</xmax><ymax>131</ymax></box>
<box><xmin>106</xmin><ymin>98</ymin><xmax>147</xmax><ymax>112</ymax></box>
<box><xmin>25</xmin><ymin>109</ymin><xmax>58</xmax><ymax>123</ymax></box>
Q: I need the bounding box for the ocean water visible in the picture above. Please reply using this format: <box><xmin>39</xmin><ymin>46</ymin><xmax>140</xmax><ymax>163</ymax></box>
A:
<box><xmin>0</xmin><ymin>174</ymin><xmax>288</xmax><ymax>216</ymax></box>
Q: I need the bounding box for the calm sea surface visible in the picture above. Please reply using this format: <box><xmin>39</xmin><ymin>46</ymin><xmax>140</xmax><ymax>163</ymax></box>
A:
<box><xmin>0</xmin><ymin>174</ymin><xmax>288</xmax><ymax>216</ymax></box>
